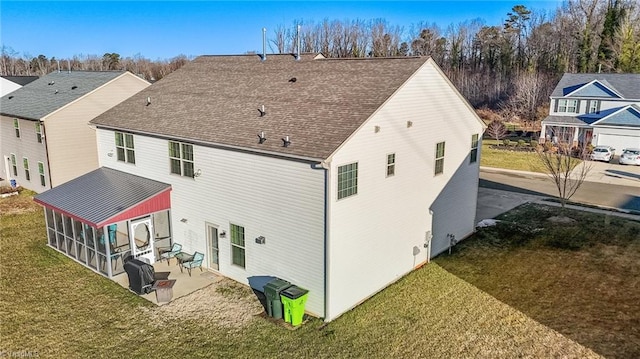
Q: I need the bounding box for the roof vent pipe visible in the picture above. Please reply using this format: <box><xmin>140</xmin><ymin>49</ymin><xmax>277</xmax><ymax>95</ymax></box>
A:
<box><xmin>296</xmin><ymin>25</ymin><xmax>301</xmax><ymax>61</ymax></box>
<box><xmin>67</xmin><ymin>59</ymin><xmax>71</xmax><ymax>74</ymax></box>
<box><xmin>262</xmin><ymin>28</ymin><xmax>267</xmax><ymax>61</ymax></box>
<box><xmin>258</xmin><ymin>131</ymin><xmax>266</xmax><ymax>144</ymax></box>
<box><xmin>56</xmin><ymin>60</ymin><xmax>60</xmax><ymax>73</ymax></box>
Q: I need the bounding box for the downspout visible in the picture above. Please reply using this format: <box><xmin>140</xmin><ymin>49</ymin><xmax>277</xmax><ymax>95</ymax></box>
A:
<box><xmin>312</xmin><ymin>160</ymin><xmax>330</xmax><ymax>320</ymax></box>
<box><xmin>40</xmin><ymin>121</ymin><xmax>54</xmax><ymax>189</ymax></box>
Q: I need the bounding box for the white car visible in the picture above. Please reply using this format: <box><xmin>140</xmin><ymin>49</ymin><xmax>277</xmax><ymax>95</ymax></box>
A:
<box><xmin>619</xmin><ymin>148</ymin><xmax>640</xmax><ymax>165</ymax></box>
<box><xmin>590</xmin><ymin>146</ymin><xmax>615</xmax><ymax>162</ymax></box>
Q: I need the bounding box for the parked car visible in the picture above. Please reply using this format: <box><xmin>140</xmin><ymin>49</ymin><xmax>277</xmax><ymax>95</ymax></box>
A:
<box><xmin>619</xmin><ymin>148</ymin><xmax>640</xmax><ymax>165</ymax></box>
<box><xmin>590</xmin><ymin>145</ymin><xmax>615</xmax><ymax>162</ymax></box>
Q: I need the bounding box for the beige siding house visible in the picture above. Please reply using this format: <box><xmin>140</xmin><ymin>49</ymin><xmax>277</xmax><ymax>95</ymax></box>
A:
<box><xmin>1</xmin><ymin>71</ymin><xmax>150</xmax><ymax>192</ymax></box>
<box><xmin>34</xmin><ymin>54</ymin><xmax>485</xmax><ymax>321</ymax></box>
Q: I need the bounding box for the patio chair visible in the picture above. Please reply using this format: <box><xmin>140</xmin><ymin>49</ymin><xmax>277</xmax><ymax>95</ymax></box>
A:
<box><xmin>181</xmin><ymin>251</ymin><xmax>204</xmax><ymax>276</ymax></box>
<box><xmin>159</xmin><ymin>243</ymin><xmax>182</xmax><ymax>264</ymax></box>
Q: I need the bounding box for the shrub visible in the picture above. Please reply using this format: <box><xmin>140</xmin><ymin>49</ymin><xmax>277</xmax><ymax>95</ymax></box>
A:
<box><xmin>503</xmin><ymin>139</ymin><xmax>511</xmax><ymax>146</ymax></box>
<box><xmin>543</xmin><ymin>141</ymin><xmax>553</xmax><ymax>151</ymax></box>
<box><xmin>530</xmin><ymin>140</ymin><xmax>538</xmax><ymax>148</ymax></box>
<box><xmin>517</xmin><ymin>139</ymin><xmax>526</xmax><ymax>147</ymax></box>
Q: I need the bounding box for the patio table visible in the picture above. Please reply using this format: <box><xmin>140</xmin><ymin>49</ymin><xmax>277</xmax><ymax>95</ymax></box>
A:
<box><xmin>175</xmin><ymin>252</ymin><xmax>194</xmax><ymax>273</ymax></box>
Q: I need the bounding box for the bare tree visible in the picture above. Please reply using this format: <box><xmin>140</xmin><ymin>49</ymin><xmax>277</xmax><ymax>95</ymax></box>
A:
<box><xmin>536</xmin><ymin>129</ymin><xmax>592</xmax><ymax>210</ymax></box>
<box><xmin>503</xmin><ymin>71</ymin><xmax>554</xmax><ymax>125</ymax></box>
<box><xmin>486</xmin><ymin>120</ymin><xmax>508</xmax><ymax>144</ymax></box>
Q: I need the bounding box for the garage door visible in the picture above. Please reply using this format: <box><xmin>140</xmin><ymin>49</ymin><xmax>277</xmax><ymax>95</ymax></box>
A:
<box><xmin>597</xmin><ymin>133</ymin><xmax>640</xmax><ymax>155</ymax></box>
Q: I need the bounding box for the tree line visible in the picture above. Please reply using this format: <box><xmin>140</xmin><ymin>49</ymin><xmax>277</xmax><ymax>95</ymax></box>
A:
<box><xmin>2</xmin><ymin>0</ymin><xmax>639</xmax><ymax>127</ymax></box>
<box><xmin>0</xmin><ymin>50</ymin><xmax>190</xmax><ymax>83</ymax></box>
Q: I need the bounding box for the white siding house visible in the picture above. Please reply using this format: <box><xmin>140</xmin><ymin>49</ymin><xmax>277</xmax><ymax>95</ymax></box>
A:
<box><xmin>0</xmin><ymin>71</ymin><xmax>150</xmax><ymax>192</ymax></box>
<box><xmin>541</xmin><ymin>74</ymin><xmax>640</xmax><ymax>154</ymax></box>
<box><xmin>34</xmin><ymin>54</ymin><xmax>485</xmax><ymax>322</ymax></box>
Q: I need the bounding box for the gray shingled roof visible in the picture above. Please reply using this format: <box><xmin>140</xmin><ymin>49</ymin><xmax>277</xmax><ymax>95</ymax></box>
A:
<box><xmin>1</xmin><ymin>71</ymin><xmax>125</xmax><ymax>120</ymax></box>
<box><xmin>91</xmin><ymin>54</ymin><xmax>430</xmax><ymax>160</ymax></box>
<box><xmin>34</xmin><ymin>167</ymin><xmax>171</xmax><ymax>226</ymax></box>
<box><xmin>542</xmin><ymin>115</ymin><xmax>587</xmax><ymax>125</ymax></box>
<box><xmin>551</xmin><ymin>73</ymin><xmax>640</xmax><ymax>99</ymax></box>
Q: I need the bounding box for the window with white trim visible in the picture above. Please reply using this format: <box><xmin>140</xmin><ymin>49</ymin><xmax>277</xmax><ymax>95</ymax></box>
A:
<box><xmin>115</xmin><ymin>132</ymin><xmax>135</xmax><ymax>164</ymax></box>
<box><xmin>386</xmin><ymin>153</ymin><xmax>395</xmax><ymax>177</ymax></box>
<box><xmin>38</xmin><ymin>162</ymin><xmax>46</xmax><ymax>187</ymax></box>
<box><xmin>35</xmin><ymin>122</ymin><xmax>43</xmax><ymax>143</ymax></box>
<box><xmin>23</xmin><ymin>158</ymin><xmax>30</xmax><ymax>181</ymax></box>
<box><xmin>169</xmin><ymin>141</ymin><xmax>194</xmax><ymax>177</ymax></box>
<box><xmin>557</xmin><ymin>99</ymin><xmax>578</xmax><ymax>113</ymax></box>
<box><xmin>10</xmin><ymin>154</ymin><xmax>17</xmax><ymax>176</ymax></box>
<box><xmin>435</xmin><ymin>141</ymin><xmax>445</xmax><ymax>175</ymax></box>
<box><xmin>14</xmin><ymin>119</ymin><xmax>20</xmax><ymax>138</ymax></box>
<box><xmin>470</xmin><ymin>134</ymin><xmax>479</xmax><ymax>163</ymax></box>
<box><xmin>337</xmin><ymin>162</ymin><xmax>358</xmax><ymax>199</ymax></box>
<box><xmin>230</xmin><ymin>223</ymin><xmax>245</xmax><ymax>268</ymax></box>
<box><xmin>589</xmin><ymin>100</ymin><xmax>599</xmax><ymax>114</ymax></box>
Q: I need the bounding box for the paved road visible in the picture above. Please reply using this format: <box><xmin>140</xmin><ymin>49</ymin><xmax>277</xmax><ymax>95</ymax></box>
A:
<box><xmin>480</xmin><ymin>169</ymin><xmax>640</xmax><ymax>212</ymax></box>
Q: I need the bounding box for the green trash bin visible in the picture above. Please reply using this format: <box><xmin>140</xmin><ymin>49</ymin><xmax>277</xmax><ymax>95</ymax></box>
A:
<box><xmin>280</xmin><ymin>285</ymin><xmax>309</xmax><ymax>326</ymax></box>
<box><xmin>264</xmin><ymin>278</ymin><xmax>291</xmax><ymax>319</ymax></box>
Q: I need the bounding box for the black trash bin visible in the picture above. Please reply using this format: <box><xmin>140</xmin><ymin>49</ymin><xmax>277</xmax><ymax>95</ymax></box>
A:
<box><xmin>264</xmin><ymin>278</ymin><xmax>292</xmax><ymax>319</ymax></box>
<box><xmin>123</xmin><ymin>258</ymin><xmax>156</xmax><ymax>294</ymax></box>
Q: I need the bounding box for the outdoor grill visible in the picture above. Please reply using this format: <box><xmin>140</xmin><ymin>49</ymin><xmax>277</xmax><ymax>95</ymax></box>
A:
<box><xmin>123</xmin><ymin>257</ymin><xmax>156</xmax><ymax>294</ymax></box>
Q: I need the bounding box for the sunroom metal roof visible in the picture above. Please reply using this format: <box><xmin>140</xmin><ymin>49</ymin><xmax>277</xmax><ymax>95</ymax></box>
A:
<box><xmin>34</xmin><ymin>167</ymin><xmax>171</xmax><ymax>227</ymax></box>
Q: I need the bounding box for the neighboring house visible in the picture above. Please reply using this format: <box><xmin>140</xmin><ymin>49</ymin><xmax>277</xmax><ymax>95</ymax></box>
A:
<box><xmin>541</xmin><ymin>73</ymin><xmax>640</xmax><ymax>154</ymax></box>
<box><xmin>0</xmin><ymin>76</ymin><xmax>38</xmax><ymax>96</ymax></box>
<box><xmin>0</xmin><ymin>71</ymin><xmax>150</xmax><ymax>192</ymax></box>
<box><xmin>34</xmin><ymin>54</ymin><xmax>485</xmax><ymax>321</ymax></box>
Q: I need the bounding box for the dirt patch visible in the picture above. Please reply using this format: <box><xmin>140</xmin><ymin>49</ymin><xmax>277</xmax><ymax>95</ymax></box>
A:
<box><xmin>547</xmin><ymin>215</ymin><xmax>577</xmax><ymax>224</ymax></box>
<box><xmin>0</xmin><ymin>193</ymin><xmax>39</xmax><ymax>215</ymax></box>
<box><xmin>140</xmin><ymin>278</ymin><xmax>264</xmax><ymax>330</ymax></box>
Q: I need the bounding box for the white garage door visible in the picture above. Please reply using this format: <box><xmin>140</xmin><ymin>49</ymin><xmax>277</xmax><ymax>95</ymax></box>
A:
<box><xmin>597</xmin><ymin>133</ymin><xmax>640</xmax><ymax>155</ymax></box>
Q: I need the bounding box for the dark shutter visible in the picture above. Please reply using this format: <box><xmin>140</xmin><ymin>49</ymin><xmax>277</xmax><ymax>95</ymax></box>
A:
<box><xmin>575</xmin><ymin>100</ymin><xmax>581</xmax><ymax>113</ymax></box>
<box><xmin>596</xmin><ymin>100</ymin><xmax>601</xmax><ymax>114</ymax></box>
<box><xmin>585</xmin><ymin>100</ymin><xmax>591</xmax><ymax>113</ymax></box>
<box><xmin>554</xmin><ymin>99</ymin><xmax>559</xmax><ymax>112</ymax></box>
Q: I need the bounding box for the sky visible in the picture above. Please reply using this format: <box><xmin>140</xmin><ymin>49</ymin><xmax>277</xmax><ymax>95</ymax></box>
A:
<box><xmin>1</xmin><ymin>1</ymin><xmax>564</xmax><ymax>60</ymax></box>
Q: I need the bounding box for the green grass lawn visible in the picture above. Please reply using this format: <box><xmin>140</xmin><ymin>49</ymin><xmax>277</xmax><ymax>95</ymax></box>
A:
<box><xmin>0</xmin><ymin>194</ymin><xmax>598</xmax><ymax>358</ymax></box>
<box><xmin>436</xmin><ymin>203</ymin><xmax>640</xmax><ymax>359</ymax></box>
<box><xmin>480</xmin><ymin>139</ymin><xmax>549</xmax><ymax>173</ymax></box>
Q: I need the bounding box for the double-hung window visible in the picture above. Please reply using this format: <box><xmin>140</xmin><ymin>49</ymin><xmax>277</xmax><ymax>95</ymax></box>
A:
<box><xmin>470</xmin><ymin>134</ymin><xmax>479</xmax><ymax>163</ymax></box>
<box><xmin>337</xmin><ymin>162</ymin><xmax>358</xmax><ymax>199</ymax></box>
<box><xmin>115</xmin><ymin>132</ymin><xmax>135</xmax><ymax>164</ymax></box>
<box><xmin>589</xmin><ymin>100</ymin><xmax>599</xmax><ymax>114</ymax></box>
<box><xmin>386</xmin><ymin>153</ymin><xmax>396</xmax><ymax>177</ymax></box>
<box><xmin>557</xmin><ymin>99</ymin><xmax>578</xmax><ymax>113</ymax></box>
<box><xmin>169</xmin><ymin>141</ymin><xmax>194</xmax><ymax>177</ymax></box>
<box><xmin>23</xmin><ymin>158</ymin><xmax>30</xmax><ymax>181</ymax></box>
<box><xmin>435</xmin><ymin>141</ymin><xmax>445</xmax><ymax>175</ymax></box>
<box><xmin>10</xmin><ymin>154</ymin><xmax>17</xmax><ymax>176</ymax></box>
<box><xmin>38</xmin><ymin>162</ymin><xmax>46</xmax><ymax>187</ymax></box>
<box><xmin>14</xmin><ymin>119</ymin><xmax>20</xmax><ymax>138</ymax></box>
<box><xmin>230</xmin><ymin>224</ymin><xmax>246</xmax><ymax>268</ymax></box>
<box><xmin>35</xmin><ymin>122</ymin><xmax>43</xmax><ymax>143</ymax></box>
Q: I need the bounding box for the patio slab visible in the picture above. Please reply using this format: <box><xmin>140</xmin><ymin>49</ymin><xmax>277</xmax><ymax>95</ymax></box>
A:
<box><xmin>113</xmin><ymin>258</ymin><xmax>223</xmax><ymax>305</ymax></box>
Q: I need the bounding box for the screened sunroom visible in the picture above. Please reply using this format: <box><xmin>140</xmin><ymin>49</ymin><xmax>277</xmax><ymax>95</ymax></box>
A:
<box><xmin>34</xmin><ymin>168</ymin><xmax>172</xmax><ymax>278</ymax></box>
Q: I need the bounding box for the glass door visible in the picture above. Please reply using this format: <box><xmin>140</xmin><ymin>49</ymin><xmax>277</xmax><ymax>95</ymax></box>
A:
<box><xmin>206</xmin><ymin>223</ymin><xmax>219</xmax><ymax>270</ymax></box>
